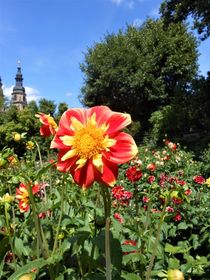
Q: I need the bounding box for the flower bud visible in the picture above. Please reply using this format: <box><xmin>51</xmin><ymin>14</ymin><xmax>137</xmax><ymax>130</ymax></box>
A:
<box><xmin>167</xmin><ymin>269</ymin><xmax>184</xmax><ymax>280</ymax></box>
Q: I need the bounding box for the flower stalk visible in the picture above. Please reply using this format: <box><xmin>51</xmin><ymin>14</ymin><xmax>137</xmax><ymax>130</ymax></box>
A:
<box><xmin>101</xmin><ymin>185</ymin><xmax>112</xmax><ymax>280</ymax></box>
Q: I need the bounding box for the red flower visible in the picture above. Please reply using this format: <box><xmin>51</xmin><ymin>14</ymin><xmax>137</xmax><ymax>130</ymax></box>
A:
<box><xmin>16</xmin><ymin>183</ymin><xmax>40</xmax><ymax>212</ymax></box>
<box><xmin>193</xmin><ymin>175</ymin><xmax>205</xmax><ymax>185</ymax></box>
<box><xmin>142</xmin><ymin>196</ymin><xmax>149</xmax><ymax>203</ymax></box>
<box><xmin>184</xmin><ymin>189</ymin><xmax>192</xmax><ymax>196</ymax></box>
<box><xmin>148</xmin><ymin>175</ymin><xmax>155</xmax><ymax>184</ymax></box>
<box><xmin>147</xmin><ymin>163</ymin><xmax>156</xmax><ymax>172</ymax></box>
<box><xmin>113</xmin><ymin>213</ymin><xmax>124</xmax><ymax>223</ymax></box>
<box><xmin>111</xmin><ymin>185</ymin><xmax>133</xmax><ymax>206</ymax></box>
<box><xmin>172</xmin><ymin>197</ymin><xmax>183</xmax><ymax>205</ymax></box>
<box><xmin>126</xmin><ymin>166</ymin><xmax>142</xmax><ymax>183</ymax></box>
<box><xmin>165</xmin><ymin>140</ymin><xmax>177</xmax><ymax>151</ymax></box>
<box><xmin>36</xmin><ymin>112</ymin><xmax>58</xmax><ymax>137</ymax></box>
<box><xmin>51</xmin><ymin>106</ymin><xmax>138</xmax><ymax>189</ymax></box>
<box><xmin>166</xmin><ymin>206</ymin><xmax>174</xmax><ymax>212</ymax></box>
<box><xmin>173</xmin><ymin>212</ymin><xmax>182</xmax><ymax>222</ymax></box>
<box><xmin>122</xmin><ymin>240</ymin><xmax>138</xmax><ymax>254</ymax></box>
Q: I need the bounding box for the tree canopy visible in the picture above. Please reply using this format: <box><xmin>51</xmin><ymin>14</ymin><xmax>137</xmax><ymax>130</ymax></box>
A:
<box><xmin>160</xmin><ymin>0</ymin><xmax>210</xmax><ymax>40</ymax></box>
<box><xmin>80</xmin><ymin>19</ymin><xmax>198</xmax><ymax>132</ymax></box>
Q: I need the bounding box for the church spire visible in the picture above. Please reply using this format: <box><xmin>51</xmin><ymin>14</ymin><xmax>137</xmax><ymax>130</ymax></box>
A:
<box><xmin>11</xmin><ymin>61</ymin><xmax>27</xmax><ymax>110</ymax></box>
<box><xmin>0</xmin><ymin>76</ymin><xmax>3</xmax><ymax>98</ymax></box>
<box><xmin>15</xmin><ymin>60</ymin><xmax>23</xmax><ymax>87</ymax></box>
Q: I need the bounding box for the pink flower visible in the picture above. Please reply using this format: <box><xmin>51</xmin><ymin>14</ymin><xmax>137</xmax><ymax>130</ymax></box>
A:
<box><xmin>193</xmin><ymin>175</ymin><xmax>205</xmax><ymax>185</ymax></box>
<box><xmin>113</xmin><ymin>213</ymin><xmax>124</xmax><ymax>223</ymax></box>
<box><xmin>166</xmin><ymin>206</ymin><xmax>175</xmax><ymax>212</ymax></box>
<box><xmin>148</xmin><ymin>175</ymin><xmax>155</xmax><ymax>184</ymax></box>
<box><xmin>126</xmin><ymin>166</ymin><xmax>142</xmax><ymax>183</ymax></box>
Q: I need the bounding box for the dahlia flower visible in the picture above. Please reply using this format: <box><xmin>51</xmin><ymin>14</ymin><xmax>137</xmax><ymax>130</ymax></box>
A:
<box><xmin>51</xmin><ymin>106</ymin><xmax>138</xmax><ymax>189</ymax></box>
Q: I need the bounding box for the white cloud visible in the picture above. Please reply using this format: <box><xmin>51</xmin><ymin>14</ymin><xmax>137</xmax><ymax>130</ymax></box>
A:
<box><xmin>65</xmin><ymin>92</ymin><xmax>73</xmax><ymax>97</ymax></box>
<box><xmin>133</xmin><ymin>18</ymin><xmax>143</xmax><ymax>27</ymax></box>
<box><xmin>149</xmin><ymin>7</ymin><xmax>160</xmax><ymax>18</ymax></box>
<box><xmin>2</xmin><ymin>84</ymin><xmax>42</xmax><ymax>102</ymax></box>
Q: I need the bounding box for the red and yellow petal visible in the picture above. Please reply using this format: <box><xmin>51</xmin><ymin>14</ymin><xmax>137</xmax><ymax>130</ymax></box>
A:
<box><xmin>105</xmin><ymin>112</ymin><xmax>132</xmax><ymax>135</ymax></box>
<box><xmin>71</xmin><ymin>160</ymin><xmax>96</xmax><ymax>190</ymax></box>
<box><xmin>40</xmin><ymin>125</ymin><xmax>51</xmax><ymax>137</ymax></box>
<box><xmin>56</xmin><ymin>150</ymin><xmax>78</xmax><ymax>173</ymax></box>
<box><xmin>103</xmin><ymin>132</ymin><xmax>138</xmax><ymax>164</ymax></box>
<box><xmin>99</xmin><ymin>157</ymin><xmax>118</xmax><ymax>186</ymax></box>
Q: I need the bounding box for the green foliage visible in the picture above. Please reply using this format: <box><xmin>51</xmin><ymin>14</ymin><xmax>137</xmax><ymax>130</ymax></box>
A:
<box><xmin>80</xmin><ymin>19</ymin><xmax>198</xmax><ymax>133</ymax></box>
<box><xmin>160</xmin><ymin>0</ymin><xmax>210</xmax><ymax>40</ymax></box>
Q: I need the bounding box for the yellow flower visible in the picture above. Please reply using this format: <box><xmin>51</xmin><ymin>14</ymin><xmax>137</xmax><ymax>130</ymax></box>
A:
<box><xmin>167</xmin><ymin>269</ymin><xmax>184</xmax><ymax>280</ymax></box>
<box><xmin>205</xmin><ymin>177</ymin><xmax>210</xmax><ymax>187</ymax></box>
<box><xmin>0</xmin><ymin>193</ymin><xmax>14</xmax><ymax>204</ymax></box>
<box><xmin>26</xmin><ymin>141</ymin><xmax>35</xmax><ymax>150</ymax></box>
<box><xmin>19</xmin><ymin>273</ymin><xmax>33</xmax><ymax>280</ymax></box>
<box><xmin>13</xmin><ymin>133</ymin><xmax>21</xmax><ymax>142</ymax></box>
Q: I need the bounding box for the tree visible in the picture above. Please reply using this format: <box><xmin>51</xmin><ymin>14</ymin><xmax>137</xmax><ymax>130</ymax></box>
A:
<box><xmin>57</xmin><ymin>102</ymin><xmax>68</xmax><ymax>117</ymax></box>
<box><xmin>38</xmin><ymin>98</ymin><xmax>56</xmax><ymax>116</ymax></box>
<box><xmin>160</xmin><ymin>0</ymin><xmax>210</xmax><ymax>40</ymax></box>
<box><xmin>80</xmin><ymin>19</ymin><xmax>198</xmax><ymax>133</ymax></box>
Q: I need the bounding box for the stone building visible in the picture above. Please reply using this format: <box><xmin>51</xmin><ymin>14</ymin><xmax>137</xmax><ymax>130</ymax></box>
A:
<box><xmin>11</xmin><ymin>62</ymin><xmax>27</xmax><ymax>110</ymax></box>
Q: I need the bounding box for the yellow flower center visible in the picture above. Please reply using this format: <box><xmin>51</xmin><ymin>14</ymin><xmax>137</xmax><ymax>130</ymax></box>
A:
<box><xmin>60</xmin><ymin>114</ymin><xmax>116</xmax><ymax>171</ymax></box>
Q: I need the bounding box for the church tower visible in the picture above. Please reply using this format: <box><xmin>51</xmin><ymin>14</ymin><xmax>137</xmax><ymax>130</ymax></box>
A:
<box><xmin>11</xmin><ymin>62</ymin><xmax>27</xmax><ymax>110</ymax></box>
<box><xmin>0</xmin><ymin>76</ymin><xmax>3</xmax><ymax>98</ymax></box>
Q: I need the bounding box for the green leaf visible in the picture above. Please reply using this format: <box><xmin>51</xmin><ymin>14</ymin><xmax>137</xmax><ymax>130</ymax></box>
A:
<box><xmin>14</xmin><ymin>237</ymin><xmax>30</xmax><ymax>257</ymax></box>
<box><xmin>121</xmin><ymin>272</ymin><xmax>142</xmax><ymax>280</ymax></box>
<box><xmin>168</xmin><ymin>257</ymin><xmax>180</xmax><ymax>269</ymax></box>
<box><xmin>7</xmin><ymin>258</ymin><xmax>47</xmax><ymax>280</ymax></box>
<box><xmin>35</xmin><ymin>161</ymin><xmax>56</xmax><ymax>180</ymax></box>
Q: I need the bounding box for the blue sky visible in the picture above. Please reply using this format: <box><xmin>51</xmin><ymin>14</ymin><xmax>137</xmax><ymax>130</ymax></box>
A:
<box><xmin>0</xmin><ymin>0</ymin><xmax>209</xmax><ymax>109</ymax></box>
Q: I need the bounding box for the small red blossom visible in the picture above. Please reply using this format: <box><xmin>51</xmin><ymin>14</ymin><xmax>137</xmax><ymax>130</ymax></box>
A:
<box><xmin>165</xmin><ymin>140</ymin><xmax>177</xmax><ymax>151</ymax></box>
<box><xmin>148</xmin><ymin>175</ymin><xmax>155</xmax><ymax>184</ymax></box>
<box><xmin>184</xmin><ymin>189</ymin><xmax>192</xmax><ymax>196</ymax></box>
<box><xmin>38</xmin><ymin>210</ymin><xmax>52</xmax><ymax>219</ymax></box>
<box><xmin>122</xmin><ymin>240</ymin><xmax>138</xmax><ymax>255</ymax></box>
<box><xmin>193</xmin><ymin>175</ymin><xmax>205</xmax><ymax>185</ymax></box>
<box><xmin>173</xmin><ymin>212</ymin><xmax>182</xmax><ymax>222</ymax></box>
<box><xmin>142</xmin><ymin>196</ymin><xmax>149</xmax><ymax>203</ymax></box>
<box><xmin>163</xmin><ymin>155</ymin><xmax>170</xmax><ymax>161</ymax></box>
<box><xmin>172</xmin><ymin>197</ymin><xmax>183</xmax><ymax>205</ymax></box>
<box><xmin>166</xmin><ymin>206</ymin><xmax>175</xmax><ymax>212</ymax></box>
<box><xmin>113</xmin><ymin>213</ymin><xmax>124</xmax><ymax>223</ymax></box>
<box><xmin>35</xmin><ymin>112</ymin><xmax>58</xmax><ymax>137</ymax></box>
<box><xmin>126</xmin><ymin>166</ymin><xmax>142</xmax><ymax>183</ymax></box>
<box><xmin>147</xmin><ymin>163</ymin><xmax>156</xmax><ymax>172</ymax></box>
<box><xmin>4</xmin><ymin>251</ymin><xmax>15</xmax><ymax>263</ymax></box>
<box><xmin>111</xmin><ymin>185</ymin><xmax>133</xmax><ymax>202</ymax></box>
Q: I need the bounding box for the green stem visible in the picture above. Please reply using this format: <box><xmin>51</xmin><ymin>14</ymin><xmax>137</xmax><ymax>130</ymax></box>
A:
<box><xmin>4</xmin><ymin>204</ymin><xmax>17</xmax><ymax>268</ymax></box>
<box><xmin>52</xmin><ymin>176</ymin><xmax>65</xmax><ymax>254</ymax></box>
<box><xmin>145</xmin><ymin>207</ymin><xmax>166</xmax><ymax>280</ymax></box>
<box><xmin>101</xmin><ymin>185</ymin><xmax>112</xmax><ymax>280</ymax></box>
<box><xmin>35</xmin><ymin>141</ymin><xmax>43</xmax><ymax>167</ymax></box>
<box><xmin>28</xmin><ymin>182</ymin><xmax>48</xmax><ymax>259</ymax></box>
